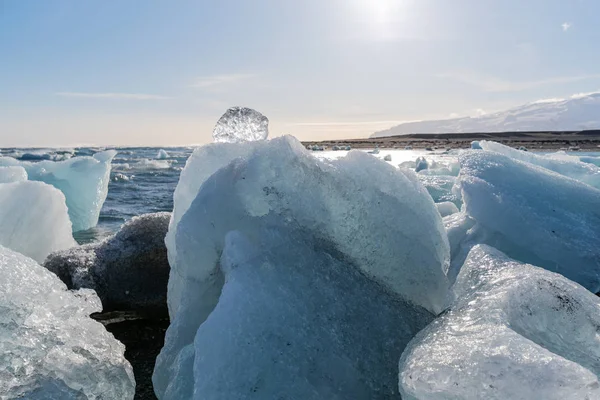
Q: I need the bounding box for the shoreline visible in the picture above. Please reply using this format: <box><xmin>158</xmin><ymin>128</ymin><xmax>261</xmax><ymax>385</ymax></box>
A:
<box><xmin>301</xmin><ymin>130</ymin><xmax>600</xmax><ymax>150</ymax></box>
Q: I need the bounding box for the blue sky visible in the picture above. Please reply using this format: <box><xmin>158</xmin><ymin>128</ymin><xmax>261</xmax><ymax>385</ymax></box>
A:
<box><xmin>2</xmin><ymin>0</ymin><xmax>600</xmax><ymax>146</ymax></box>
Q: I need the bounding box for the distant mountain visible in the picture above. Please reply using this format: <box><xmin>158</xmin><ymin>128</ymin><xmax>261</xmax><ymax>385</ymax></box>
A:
<box><xmin>371</xmin><ymin>92</ymin><xmax>600</xmax><ymax>138</ymax></box>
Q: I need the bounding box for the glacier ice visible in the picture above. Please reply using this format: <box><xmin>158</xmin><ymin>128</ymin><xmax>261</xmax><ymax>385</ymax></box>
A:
<box><xmin>0</xmin><ymin>245</ymin><xmax>135</xmax><ymax>399</ymax></box>
<box><xmin>479</xmin><ymin>140</ymin><xmax>600</xmax><ymax>188</ymax></box>
<box><xmin>436</xmin><ymin>201</ymin><xmax>459</xmax><ymax>217</ymax></box>
<box><xmin>471</xmin><ymin>140</ymin><xmax>482</xmax><ymax>149</ymax></box>
<box><xmin>212</xmin><ymin>106</ymin><xmax>269</xmax><ymax>143</ymax></box>
<box><xmin>0</xmin><ymin>150</ymin><xmax>117</xmax><ymax>232</ymax></box>
<box><xmin>451</xmin><ymin>150</ymin><xmax>600</xmax><ymax>290</ymax></box>
<box><xmin>417</xmin><ymin>174</ymin><xmax>461</xmax><ymax>206</ymax></box>
<box><xmin>44</xmin><ymin>212</ymin><xmax>171</xmax><ymax>313</ymax></box>
<box><xmin>157</xmin><ymin>149</ymin><xmax>169</xmax><ymax>159</ymax></box>
<box><xmin>0</xmin><ymin>165</ymin><xmax>27</xmax><ymax>183</ymax></box>
<box><xmin>186</xmin><ymin>229</ymin><xmax>433</xmax><ymax>399</ymax></box>
<box><xmin>0</xmin><ymin>181</ymin><xmax>76</xmax><ymax>263</ymax></box>
<box><xmin>415</xmin><ymin>156</ymin><xmax>429</xmax><ymax>172</ymax></box>
<box><xmin>399</xmin><ymin>245</ymin><xmax>600</xmax><ymax>400</ymax></box>
<box><xmin>155</xmin><ymin>135</ymin><xmax>450</xmax><ymax>399</ymax></box>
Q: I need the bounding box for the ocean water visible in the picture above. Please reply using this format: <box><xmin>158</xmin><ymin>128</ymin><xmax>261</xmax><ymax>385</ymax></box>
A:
<box><xmin>2</xmin><ymin>146</ymin><xmax>599</xmax><ymax>244</ymax></box>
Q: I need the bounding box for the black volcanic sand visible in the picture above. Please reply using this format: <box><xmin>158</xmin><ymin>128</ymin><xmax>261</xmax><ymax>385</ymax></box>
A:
<box><xmin>93</xmin><ymin>312</ymin><xmax>169</xmax><ymax>400</ymax></box>
<box><xmin>303</xmin><ymin>130</ymin><xmax>600</xmax><ymax>150</ymax></box>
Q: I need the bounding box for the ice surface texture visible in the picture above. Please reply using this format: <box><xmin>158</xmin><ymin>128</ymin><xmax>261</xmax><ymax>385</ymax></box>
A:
<box><xmin>449</xmin><ymin>150</ymin><xmax>600</xmax><ymax>291</ymax></box>
<box><xmin>0</xmin><ymin>166</ymin><xmax>27</xmax><ymax>183</ymax></box>
<box><xmin>212</xmin><ymin>106</ymin><xmax>269</xmax><ymax>143</ymax></box>
<box><xmin>399</xmin><ymin>245</ymin><xmax>600</xmax><ymax>400</ymax></box>
<box><xmin>155</xmin><ymin>136</ymin><xmax>449</xmax><ymax>399</ymax></box>
<box><xmin>435</xmin><ymin>201</ymin><xmax>459</xmax><ymax>217</ymax></box>
<box><xmin>0</xmin><ymin>150</ymin><xmax>117</xmax><ymax>232</ymax></box>
<box><xmin>0</xmin><ymin>181</ymin><xmax>76</xmax><ymax>263</ymax></box>
<box><xmin>0</xmin><ymin>245</ymin><xmax>135</xmax><ymax>399</ymax></box>
<box><xmin>44</xmin><ymin>212</ymin><xmax>171</xmax><ymax>313</ymax></box>
<box><xmin>479</xmin><ymin>140</ymin><xmax>600</xmax><ymax>189</ymax></box>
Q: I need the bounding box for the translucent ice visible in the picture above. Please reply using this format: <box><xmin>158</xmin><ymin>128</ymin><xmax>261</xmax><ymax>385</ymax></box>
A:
<box><xmin>157</xmin><ymin>149</ymin><xmax>169</xmax><ymax>159</ymax></box>
<box><xmin>452</xmin><ymin>150</ymin><xmax>600</xmax><ymax>290</ymax></box>
<box><xmin>436</xmin><ymin>201</ymin><xmax>459</xmax><ymax>217</ymax></box>
<box><xmin>0</xmin><ymin>245</ymin><xmax>135</xmax><ymax>399</ymax></box>
<box><xmin>399</xmin><ymin>245</ymin><xmax>600</xmax><ymax>400</ymax></box>
<box><xmin>0</xmin><ymin>150</ymin><xmax>117</xmax><ymax>232</ymax></box>
<box><xmin>212</xmin><ymin>106</ymin><xmax>269</xmax><ymax>143</ymax></box>
<box><xmin>0</xmin><ymin>165</ymin><xmax>27</xmax><ymax>183</ymax></box>
<box><xmin>417</xmin><ymin>175</ymin><xmax>461</xmax><ymax>206</ymax></box>
<box><xmin>185</xmin><ymin>229</ymin><xmax>433</xmax><ymax>399</ymax></box>
<box><xmin>155</xmin><ymin>136</ymin><xmax>449</xmax><ymax>399</ymax></box>
<box><xmin>0</xmin><ymin>181</ymin><xmax>76</xmax><ymax>263</ymax></box>
<box><xmin>479</xmin><ymin>140</ymin><xmax>600</xmax><ymax>188</ymax></box>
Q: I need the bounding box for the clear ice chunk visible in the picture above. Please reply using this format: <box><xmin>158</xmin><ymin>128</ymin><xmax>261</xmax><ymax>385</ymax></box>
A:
<box><xmin>212</xmin><ymin>106</ymin><xmax>269</xmax><ymax>143</ymax></box>
<box><xmin>399</xmin><ymin>245</ymin><xmax>600</xmax><ymax>400</ymax></box>
<box><xmin>0</xmin><ymin>245</ymin><xmax>135</xmax><ymax>399</ymax></box>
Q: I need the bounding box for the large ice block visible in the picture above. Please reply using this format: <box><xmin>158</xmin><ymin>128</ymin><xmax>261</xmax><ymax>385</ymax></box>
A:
<box><xmin>450</xmin><ymin>150</ymin><xmax>600</xmax><ymax>291</ymax></box>
<box><xmin>399</xmin><ymin>245</ymin><xmax>600</xmax><ymax>400</ymax></box>
<box><xmin>0</xmin><ymin>181</ymin><xmax>76</xmax><ymax>263</ymax></box>
<box><xmin>0</xmin><ymin>245</ymin><xmax>135</xmax><ymax>399</ymax></box>
<box><xmin>154</xmin><ymin>135</ymin><xmax>450</xmax><ymax>399</ymax></box>
<box><xmin>0</xmin><ymin>150</ymin><xmax>117</xmax><ymax>232</ymax></box>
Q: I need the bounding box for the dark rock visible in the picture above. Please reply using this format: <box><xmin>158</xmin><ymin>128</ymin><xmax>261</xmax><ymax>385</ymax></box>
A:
<box><xmin>44</xmin><ymin>212</ymin><xmax>171</xmax><ymax>315</ymax></box>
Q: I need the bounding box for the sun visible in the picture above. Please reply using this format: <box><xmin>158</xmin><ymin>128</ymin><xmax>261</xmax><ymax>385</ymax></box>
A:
<box><xmin>350</xmin><ymin>0</ymin><xmax>412</xmax><ymax>41</ymax></box>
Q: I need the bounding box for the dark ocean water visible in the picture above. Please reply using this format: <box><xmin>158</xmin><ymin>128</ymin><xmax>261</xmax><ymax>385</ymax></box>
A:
<box><xmin>0</xmin><ymin>147</ymin><xmax>193</xmax><ymax>243</ymax></box>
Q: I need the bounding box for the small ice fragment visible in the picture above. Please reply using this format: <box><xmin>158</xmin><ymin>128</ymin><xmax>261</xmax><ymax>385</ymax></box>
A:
<box><xmin>384</xmin><ymin>154</ymin><xmax>392</xmax><ymax>162</ymax></box>
<box><xmin>157</xmin><ymin>149</ymin><xmax>169</xmax><ymax>159</ymax></box>
<box><xmin>212</xmin><ymin>107</ymin><xmax>269</xmax><ymax>143</ymax></box>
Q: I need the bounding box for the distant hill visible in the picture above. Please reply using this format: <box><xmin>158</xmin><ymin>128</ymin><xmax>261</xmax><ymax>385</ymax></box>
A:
<box><xmin>372</xmin><ymin>92</ymin><xmax>600</xmax><ymax>138</ymax></box>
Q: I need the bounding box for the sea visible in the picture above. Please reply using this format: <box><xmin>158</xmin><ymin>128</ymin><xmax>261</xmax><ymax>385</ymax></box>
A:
<box><xmin>2</xmin><ymin>145</ymin><xmax>599</xmax><ymax>245</ymax></box>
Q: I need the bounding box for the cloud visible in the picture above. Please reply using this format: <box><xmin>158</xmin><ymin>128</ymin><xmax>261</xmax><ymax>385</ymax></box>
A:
<box><xmin>562</xmin><ymin>22</ymin><xmax>572</xmax><ymax>32</ymax></box>
<box><xmin>191</xmin><ymin>73</ymin><xmax>256</xmax><ymax>89</ymax></box>
<box><xmin>436</xmin><ymin>71</ymin><xmax>600</xmax><ymax>92</ymax></box>
<box><xmin>56</xmin><ymin>92</ymin><xmax>171</xmax><ymax>100</ymax></box>
<box><xmin>288</xmin><ymin>120</ymin><xmax>407</xmax><ymax>127</ymax></box>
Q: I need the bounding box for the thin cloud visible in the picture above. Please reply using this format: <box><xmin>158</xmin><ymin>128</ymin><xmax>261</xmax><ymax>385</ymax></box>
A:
<box><xmin>288</xmin><ymin>120</ymin><xmax>408</xmax><ymax>127</ymax></box>
<box><xmin>436</xmin><ymin>71</ymin><xmax>600</xmax><ymax>92</ymax></box>
<box><xmin>191</xmin><ymin>73</ymin><xmax>256</xmax><ymax>88</ymax></box>
<box><xmin>562</xmin><ymin>22</ymin><xmax>572</xmax><ymax>32</ymax></box>
<box><xmin>56</xmin><ymin>92</ymin><xmax>171</xmax><ymax>100</ymax></box>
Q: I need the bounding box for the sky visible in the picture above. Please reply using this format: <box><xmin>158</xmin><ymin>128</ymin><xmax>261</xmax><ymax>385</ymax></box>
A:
<box><xmin>2</xmin><ymin>0</ymin><xmax>600</xmax><ymax>146</ymax></box>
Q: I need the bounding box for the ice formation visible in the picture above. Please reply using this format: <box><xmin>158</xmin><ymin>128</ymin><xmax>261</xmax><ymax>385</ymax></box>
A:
<box><xmin>471</xmin><ymin>140</ymin><xmax>482</xmax><ymax>149</ymax></box>
<box><xmin>0</xmin><ymin>165</ymin><xmax>27</xmax><ymax>183</ymax></box>
<box><xmin>0</xmin><ymin>181</ymin><xmax>76</xmax><ymax>263</ymax></box>
<box><xmin>436</xmin><ymin>201</ymin><xmax>459</xmax><ymax>217</ymax></box>
<box><xmin>0</xmin><ymin>245</ymin><xmax>135</xmax><ymax>399</ymax></box>
<box><xmin>155</xmin><ymin>136</ymin><xmax>449</xmax><ymax>399</ymax></box>
<box><xmin>212</xmin><ymin>106</ymin><xmax>269</xmax><ymax>143</ymax></box>
<box><xmin>417</xmin><ymin>175</ymin><xmax>461</xmax><ymax>206</ymax></box>
<box><xmin>415</xmin><ymin>156</ymin><xmax>429</xmax><ymax>172</ymax></box>
<box><xmin>157</xmin><ymin>149</ymin><xmax>169</xmax><ymax>159</ymax></box>
<box><xmin>399</xmin><ymin>245</ymin><xmax>600</xmax><ymax>400</ymax></box>
<box><xmin>479</xmin><ymin>140</ymin><xmax>600</xmax><ymax>188</ymax></box>
<box><xmin>450</xmin><ymin>150</ymin><xmax>600</xmax><ymax>290</ymax></box>
<box><xmin>0</xmin><ymin>150</ymin><xmax>117</xmax><ymax>232</ymax></box>
<box><xmin>45</xmin><ymin>212</ymin><xmax>171</xmax><ymax>313</ymax></box>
